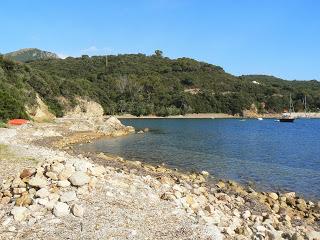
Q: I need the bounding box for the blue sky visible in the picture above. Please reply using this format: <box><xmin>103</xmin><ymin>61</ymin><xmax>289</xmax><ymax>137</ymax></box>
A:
<box><xmin>1</xmin><ymin>0</ymin><xmax>319</xmax><ymax>80</ymax></box>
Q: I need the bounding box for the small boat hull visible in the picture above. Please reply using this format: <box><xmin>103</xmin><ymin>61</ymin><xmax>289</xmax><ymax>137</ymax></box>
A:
<box><xmin>279</xmin><ymin>118</ymin><xmax>295</xmax><ymax>122</ymax></box>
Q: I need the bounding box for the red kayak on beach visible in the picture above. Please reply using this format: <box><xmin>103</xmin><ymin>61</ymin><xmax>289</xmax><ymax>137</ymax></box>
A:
<box><xmin>7</xmin><ymin>119</ymin><xmax>29</xmax><ymax>126</ymax></box>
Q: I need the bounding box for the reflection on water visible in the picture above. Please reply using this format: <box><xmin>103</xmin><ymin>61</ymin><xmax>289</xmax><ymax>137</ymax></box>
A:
<box><xmin>79</xmin><ymin>119</ymin><xmax>320</xmax><ymax>200</ymax></box>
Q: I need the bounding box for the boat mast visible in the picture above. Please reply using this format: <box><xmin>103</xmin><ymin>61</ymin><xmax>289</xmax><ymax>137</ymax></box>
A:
<box><xmin>289</xmin><ymin>94</ymin><xmax>293</xmax><ymax>114</ymax></box>
<box><xmin>304</xmin><ymin>95</ymin><xmax>307</xmax><ymax>117</ymax></box>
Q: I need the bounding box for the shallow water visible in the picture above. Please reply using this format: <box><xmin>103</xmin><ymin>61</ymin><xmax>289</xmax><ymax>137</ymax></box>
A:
<box><xmin>80</xmin><ymin>118</ymin><xmax>320</xmax><ymax>200</ymax></box>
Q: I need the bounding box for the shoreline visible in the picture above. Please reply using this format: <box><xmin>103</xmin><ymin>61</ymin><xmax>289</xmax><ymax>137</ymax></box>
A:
<box><xmin>112</xmin><ymin>112</ymin><xmax>320</xmax><ymax>119</ymax></box>
<box><xmin>74</xmin><ymin>137</ymin><xmax>320</xmax><ymax>203</ymax></box>
<box><xmin>0</xmin><ymin>118</ymin><xmax>319</xmax><ymax>239</ymax></box>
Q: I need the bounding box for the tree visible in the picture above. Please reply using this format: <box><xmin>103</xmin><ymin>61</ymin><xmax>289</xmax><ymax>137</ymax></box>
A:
<box><xmin>154</xmin><ymin>50</ymin><xmax>163</xmax><ymax>57</ymax></box>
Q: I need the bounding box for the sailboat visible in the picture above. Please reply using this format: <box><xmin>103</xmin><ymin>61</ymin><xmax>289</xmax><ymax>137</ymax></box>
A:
<box><xmin>279</xmin><ymin>94</ymin><xmax>295</xmax><ymax>122</ymax></box>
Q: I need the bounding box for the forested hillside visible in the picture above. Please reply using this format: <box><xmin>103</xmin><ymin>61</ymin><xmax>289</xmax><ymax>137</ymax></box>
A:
<box><xmin>1</xmin><ymin>50</ymin><xmax>320</xmax><ymax>121</ymax></box>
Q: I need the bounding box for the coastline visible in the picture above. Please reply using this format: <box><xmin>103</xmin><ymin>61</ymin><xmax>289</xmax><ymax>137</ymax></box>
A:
<box><xmin>0</xmin><ymin>118</ymin><xmax>319</xmax><ymax>239</ymax></box>
<box><xmin>112</xmin><ymin>112</ymin><xmax>320</xmax><ymax>119</ymax></box>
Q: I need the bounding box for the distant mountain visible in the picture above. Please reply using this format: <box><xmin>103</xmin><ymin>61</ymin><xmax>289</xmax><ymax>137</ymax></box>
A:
<box><xmin>4</xmin><ymin>48</ymin><xmax>59</xmax><ymax>62</ymax></box>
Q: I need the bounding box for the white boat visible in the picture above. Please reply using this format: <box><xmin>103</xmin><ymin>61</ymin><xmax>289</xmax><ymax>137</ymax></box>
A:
<box><xmin>257</xmin><ymin>118</ymin><xmax>263</xmax><ymax>121</ymax></box>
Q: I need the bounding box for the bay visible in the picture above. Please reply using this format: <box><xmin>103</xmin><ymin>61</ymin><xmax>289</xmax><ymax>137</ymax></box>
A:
<box><xmin>80</xmin><ymin>118</ymin><xmax>320</xmax><ymax>200</ymax></box>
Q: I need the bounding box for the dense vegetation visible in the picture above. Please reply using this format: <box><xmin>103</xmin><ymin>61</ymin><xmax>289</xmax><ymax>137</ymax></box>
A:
<box><xmin>0</xmin><ymin>50</ymin><xmax>320</xmax><ymax>121</ymax></box>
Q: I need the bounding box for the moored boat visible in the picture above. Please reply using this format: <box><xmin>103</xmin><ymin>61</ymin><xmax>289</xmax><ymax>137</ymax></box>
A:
<box><xmin>279</xmin><ymin>117</ymin><xmax>295</xmax><ymax>122</ymax></box>
<box><xmin>278</xmin><ymin>94</ymin><xmax>295</xmax><ymax>123</ymax></box>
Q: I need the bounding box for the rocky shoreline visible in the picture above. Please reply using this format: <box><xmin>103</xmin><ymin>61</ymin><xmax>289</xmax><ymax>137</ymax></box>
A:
<box><xmin>0</xmin><ymin>117</ymin><xmax>319</xmax><ymax>239</ymax></box>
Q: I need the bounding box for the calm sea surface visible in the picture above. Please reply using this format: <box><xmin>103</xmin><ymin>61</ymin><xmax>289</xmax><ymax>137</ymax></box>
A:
<box><xmin>80</xmin><ymin>119</ymin><xmax>320</xmax><ymax>200</ymax></box>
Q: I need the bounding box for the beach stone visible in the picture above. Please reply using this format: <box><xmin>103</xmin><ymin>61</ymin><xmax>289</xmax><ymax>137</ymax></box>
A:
<box><xmin>57</xmin><ymin>180</ymin><xmax>71</xmax><ymax>187</ymax></box>
<box><xmin>48</xmin><ymin>193</ymin><xmax>60</xmax><ymax>201</ymax></box>
<box><xmin>13</xmin><ymin>187</ymin><xmax>27</xmax><ymax>194</ymax></box>
<box><xmin>286</xmin><ymin>197</ymin><xmax>296</xmax><ymax>206</ymax></box>
<box><xmin>38</xmin><ymin>198</ymin><xmax>56</xmax><ymax>210</ymax></box>
<box><xmin>185</xmin><ymin>194</ymin><xmax>194</xmax><ymax>206</ymax></box>
<box><xmin>174</xmin><ymin>191</ymin><xmax>182</xmax><ymax>199</ymax></box>
<box><xmin>161</xmin><ymin>192</ymin><xmax>176</xmax><ymax>201</ymax></box>
<box><xmin>272</xmin><ymin>203</ymin><xmax>280</xmax><ymax>213</ymax></box>
<box><xmin>266</xmin><ymin>229</ymin><xmax>283</xmax><ymax>240</ymax></box>
<box><xmin>15</xmin><ymin>193</ymin><xmax>32</xmax><ymax>206</ymax></box>
<box><xmin>205</xmin><ymin>225</ymin><xmax>223</xmax><ymax>240</ymax></box>
<box><xmin>58</xmin><ymin>166</ymin><xmax>75</xmax><ymax>180</ymax></box>
<box><xmin>69</xmin><ymin>172</ymin><xmax>90</xmax><ymax>186</ymax></box>
<box><xmin>60</xmin><ymin>191</ymin><xmax>77</xmax><ymax>202</ymax></box>
<box><xmin>269</xmin><ymin>192</ymin><xmax>278</xmax><ymax>200</ymax></box>
<box><xmin>172</xmin><ymin>184</ymin><xmax>184</xmax><ymax>193</ymax></box>
<box><xmin>77</xmin><ymin>185</ymin><xmax>89</xmax><ymax>195</ymax></box>
<box><xmin>74</xmin><ymin>161</ymin><xmax>91</xmax><ymax>172</ymax></box>
<box><xmin>0</xmin><ymin>196</ymin><xmax>11</xmax><ymax>204</ymax></box>
<box><xmin>37</xmin><ymin>198</ymin><xmax>49</xmax><ymax>206</ymax></box>
<box><xmin>11</xmin><ymin>177</ymin><xmax>25</xmax><ymax>188</ymax></box>
<box><xmin>29</xmin><ymin>177</ymin><xmax>48</xmax><ymax>188</ymax></box>
<box><xmin>192</xmin><ymin>188</ymin><xmax>201</xmax><ymax>195</ymax></box>
<box><xmin>216</xmin><ymin>181</ymin><xmax>225</xmax><ymax>189</ymax></box>
<box><xmin>11</xmin><ymin>206</ymin><xmax>28</xmax><ymax>221</ymax></box>
<box><xmin>51</xmin><ymin>163</ymin><xmax>65</xmax><ymax>174</ymax></box>
<box><xmin>306</xmin><ymin>230</ymin><xmax>320</xmax><ymax>240</ymax></box>
<box><xmin>20</xmin><ymin>168</ymin><xmax>36</xmax><ymax>179</ymax></box>
<box><xmin>45</xmin><ymin>171</ymin><xmax>58</xmax><ymax>180</ymax></box>
<box><xmin>201</xmin><ymin>170</ymin><xmax>209</xmax><ymax>177</ymax></box>
<box><xmin>71</xmin><ymin>204</ymin><xmax>84</xmax><ymax>217</ymax></box>
<box><xmin>242</xmin><ymin>210</ymin><xmax>251</xmax><ymax>219</ymax></box>
<box><xmin>296</xmin><ymin>199</ymin><xmax>307</xmax><ymax>212</ymax></box>
<box><xmin>190</xmin><ymin>202</ymin><xmax>200</xmax><ymax>212</ymax></box>
<box><xmin>204</xmin><ymin>204</ymin><xmax>215</xmax><ymax>214</ymax></box>
<box><xmin>283</xmin><ymin>192</ymin><xmax>296</xmax><ymax>198</ymax></box>
<box><xmin>88</xmin><ymin>177</ymin><xmax>98</xmax><ymax>190</ymax></box>
<box><xmin>256</xmin><ymin>225</ymin><xmax>266</xmax><ymax>233</ymax></box>
<box><xmin>292</xmin><ymin>233</ymin><xmax>304</xmax><ymax>240</ymax></box>
<box><xmin>53</xmin><ymin>202</ymin><xmax>69</xmax><ymax>217</ymax></box>
<box><xmin>90</xmin><ymin>166</ymin><xmax>106</xmax><ymax>177</ymax></box>
<box><xmin>36</xmin><ymin>188</ymin><xmax>50</xmax><ymax>198</ymax></box>
<box><xmin>3</xmin><ymin>190</ymin><xmax>12</xmax><ymax>197</ymax></box>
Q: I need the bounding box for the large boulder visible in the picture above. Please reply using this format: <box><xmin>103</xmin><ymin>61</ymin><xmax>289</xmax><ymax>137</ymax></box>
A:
<box><xmin>96</xmin><ymin>116</ymin><xmax>135</xmax><ymax>136</ymax></box>
<box><xmin>69</xmin><ymin>172</ymin><xmax>90</xmax><ymax>186</ymax></box>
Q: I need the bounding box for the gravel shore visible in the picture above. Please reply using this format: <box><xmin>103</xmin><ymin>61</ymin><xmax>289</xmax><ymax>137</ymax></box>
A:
<box><xmin>0</xmin><ymin>117</ymin><xmax>319</xmax><ymax>240</ymax></box>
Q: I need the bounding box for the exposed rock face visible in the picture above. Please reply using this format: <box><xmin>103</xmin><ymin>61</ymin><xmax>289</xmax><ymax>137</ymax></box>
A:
<box><xmin>64</xmin><ymin>98</ymin><xmax>104</xmax><ymax>119</ymax></box>
<box><xmin>26</xmin><ymin>94</ymin><xmax>55</xmax><ymax>122</ymax></box>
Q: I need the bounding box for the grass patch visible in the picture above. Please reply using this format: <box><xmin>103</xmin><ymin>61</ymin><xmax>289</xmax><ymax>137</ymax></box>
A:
<box><xmin>22</xmin><ymin>156</ymin><xmax>40</xmax><ymax>165</ymax></box>
<box><xmin>0</xmin><ymin>144</ymin><xmax>40</xmax><ymax>165</ymax></box>
<box><xmin>0</xmin><ymin>144</ymin><xmax>10</xmax><ymax>159</ymax></box>
<box><xmin>0</xmin><ymin>121</ymin><xmax>8</xmax><ymax>128</ymax></box>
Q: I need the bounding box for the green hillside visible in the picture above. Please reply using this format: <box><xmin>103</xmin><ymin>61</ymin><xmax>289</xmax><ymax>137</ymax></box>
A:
<box><xmin>0</xmin><ymin>50</ymin><xmax>319</xmax><ymax>121</ymax></box>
